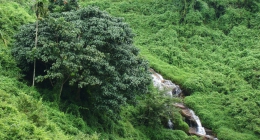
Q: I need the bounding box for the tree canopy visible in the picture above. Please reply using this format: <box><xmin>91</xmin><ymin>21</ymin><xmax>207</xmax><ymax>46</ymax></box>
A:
<box><xmin>12</xmin><ymin>6</ymin><xmax>151</xmax><ymax>115</ymax></box>
<box><xmin>48</xmin><ymin>0</ymin><xmax>79</xmax><ymax>13</ymax></box>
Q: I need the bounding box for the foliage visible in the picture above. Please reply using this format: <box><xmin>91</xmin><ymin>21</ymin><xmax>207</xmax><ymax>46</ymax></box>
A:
<box><xmin>78</xmin><ymin>85</ymin><xmax>194</xmax><ymax>140</ymax></box>
<box><xmin>48</xmin><ymin>0</ymin><xmax>79</xmax><ymax>12</ymax></box>
<box><xmin>12</xmin><ymin>6</ymin><xmax>151</xmax><ymax>117</ymax></box>
<box><xmin>3</xmin><ymin>0</ymin><xmax>260</xmax><ymax>139</ymax></box>
<box><xmin>0</xmin><ymin>41</ymin><xmax>97</xmax><ymax>139</ymax></box>
<box><xmin>0</xmin><ymin>34</ymin><xmax>96</xmax><ymax>139</ymax></box>
<box><xmin>0</xmin><ymin>2</ymin><xmax>34</xmax><ymax>46</ymax></box>
<box><xmin>34</xmin><ymin>0</ymin><xmax>49</xmax><ymax>18</ymax></box>
<box><xmin>113</xmin><ymin>86</ymin><xmax>194</xmax><ymax>140</ymax></box>
<box><xmin>0</xmin><ymin>47</ymin><xmax>20</xmax><ymax>78</ymax></box>
<box><xmin>0</xmin><ymin>76</ymin><xmax>99</xmax><ymax>139</ymax></box>
<box><xmin>136</xmin><ymin>126</ymin><xmax>197</xmax><ymax>140</ymax></box>
<box><xmin>136</xmin><ymin>87</ymin><xmax>188</xmax><ymax>131</ymax></box>
<box><xmin>79</xmin><ymin>0</ymin><xmax>260</xmax><ymax>139</ymax></box>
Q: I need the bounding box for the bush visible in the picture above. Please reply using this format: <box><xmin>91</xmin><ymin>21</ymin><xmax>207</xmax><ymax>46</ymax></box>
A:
<box><xmin>0</xmin><ymin>2</ymin><xmax>34</xmax><ymax>46</ymax></box>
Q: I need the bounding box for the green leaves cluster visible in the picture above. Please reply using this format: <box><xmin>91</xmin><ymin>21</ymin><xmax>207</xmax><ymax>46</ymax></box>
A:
<box><xmin>136</xmin><ymin>87</ymin><xmax>189</xmax><ymax>132</ymax></box>
<box><xmin>0</xmin><ymin>47</ymin><xmax>20</xmax><ymax>79</ymax></box>
<box><xmin>80</xmin><ymin>0</ymin><xmax>260</xmax><ymax>139</ymax></box>
<box><xmin>0</xmin><ymin>76</ymin><xmax>99</xmax><ymax>140</ymax></box>
<box><xmin>12</xmin><ymin>6</ymin><xmax>151</xmax><ymax>115</ymax></box>
<box><xmin>48</xmin><ymin>0</ymin><xmax>79</xmax><ymax>13</ymax></box>
<box><xmin>0</xmin><ymin>2</ymin><xmax>34</xmax><ymax>46</ymax></box>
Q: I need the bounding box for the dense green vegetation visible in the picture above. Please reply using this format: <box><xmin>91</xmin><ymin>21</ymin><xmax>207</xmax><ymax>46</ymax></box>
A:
<box><xmin>1</xmin><ymin>0</ymin><xmax>260</xmax><ymax>139</ymax></box>
<box><xmin>12</xmin><ymin>6</ymin><xmax>151</xmax><ymax>117</ymax></box>
<box><xmin>1</xmin><ymin>1</ymin><xmax>194</xmax><ymax>140</ymax></box>
<box><xmin>80</xmin><ymin>0</ymin><xmax>260</xmax><ymax>139</ymax></box>
<box><xmin>0</xmin><ymin>2</ymin><xmax>34</xmax><ymax>46</ymax></box>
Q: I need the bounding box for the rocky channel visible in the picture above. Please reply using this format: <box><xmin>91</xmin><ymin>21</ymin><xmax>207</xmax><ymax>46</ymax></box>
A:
<box><xmin>150</xmin><ymin>69</ymin><xmax>218</xmax><ymax>140</ymax></box>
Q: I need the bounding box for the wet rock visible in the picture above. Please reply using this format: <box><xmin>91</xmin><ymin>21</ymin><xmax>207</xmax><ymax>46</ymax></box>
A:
<box><xmin>150</xmin><ymin>69</ymin><xmax>217</xmax><ymax>139</ymax></box>
<box><xmin>150</xmin><ymin>69</ymin><xmax>181</xmax><ymax>97</ymax></box>
<box><xmin>172</xmin><ymin>85</ymin><xmax>182</xmax><ymax>96</ymax></box>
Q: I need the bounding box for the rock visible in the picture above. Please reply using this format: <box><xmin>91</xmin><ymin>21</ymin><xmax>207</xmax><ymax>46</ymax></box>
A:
<box><xmin>172</xmin><ymin>85</ymin><xmax>182</xmax><ymax>96</ymax></box>
<box><xmin>174</xmin><ymin>103</ymin><xmax>186</xmax><ymax>109</ymax></box>
<box><xmin>181</xmin><ymin>109</ymin><xmax>193</xmax><ymax>118</ymax></box>
<box><xmin>150</xmin><ymin>69</ymin><xmax>218</xmax><ymax>140</ymax></box>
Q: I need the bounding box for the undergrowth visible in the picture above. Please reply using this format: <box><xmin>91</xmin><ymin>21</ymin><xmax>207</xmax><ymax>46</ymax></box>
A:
<box><xmin>2</xmin><ymin>0</ymin><xmax>260</xmax><ymax>139</ymax></box>
<box><xmin>80</xmin><ymin>0</ymin><xmax>260</xmax><ymax>139</ymax></box>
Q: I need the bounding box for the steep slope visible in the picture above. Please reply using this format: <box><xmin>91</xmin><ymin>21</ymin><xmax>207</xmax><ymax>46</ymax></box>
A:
<box><xmin>0</xmin><ymin>2</ymin><xmax>99</xmax><ymax>139</ymax></box>
<box><xmin>0</xmin><ymin>44</ymin><xmax>99</xmax><ymax>139</ymax></box>
<box><xmin>80</xmin><ymin>0</ymin><xmax>260</xmax><ymax>139</ymax></box>
<box><xmin>2</xmin><ymin>0</ymin><xmax>260</xmax><ymax>139</ymax></box>
<box><xmin>1</xmin><ymin>1</ymin><xmax>196</xmax><ymax>140</ymax></box>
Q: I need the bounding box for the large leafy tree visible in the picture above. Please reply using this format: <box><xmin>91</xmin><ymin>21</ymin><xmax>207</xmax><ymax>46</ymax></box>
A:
<box><xmin>12</xmin><ymin>7</ymin><xmax>151</xmax><ymax>115</ymax></box>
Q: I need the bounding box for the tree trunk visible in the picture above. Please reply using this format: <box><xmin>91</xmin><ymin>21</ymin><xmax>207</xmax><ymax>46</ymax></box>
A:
<box><xmin>59</xmin><ymin>82</ymin><xmax>64</xmax><ymax>101</ymax></box>
<box><xmin>32</xmin><ymin>59</ymin><xmax>36</xmax><ymax>86</ymax></box>
<box><xmin>76</xmin><ymin>88</ymin><xmax>81</xmax><ymax>101</ymax></box>
<box><xmin>58</xmin><ymin>76</ymin><xmax>70</xmax><ymax>101</ymax></box>
<box><xmin>32</xmin><ymin>3</ymin><xmax>39</xmax><ymax>87</ymax></box>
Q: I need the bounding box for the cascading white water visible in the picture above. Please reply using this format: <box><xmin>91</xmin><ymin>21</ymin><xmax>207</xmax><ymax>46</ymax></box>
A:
<box><xmin>150</xmin><ymin>69</ymin><xmax>181</xmax><ymax>97</ymax></box>
<box><xmin>151</xmin><ymin>72</ymin><xmax>164</xmax><ymax>90</ymax></box>
<box><xmin>188</xmin><ymin>109</ymin><xmax>206</xmax><ymax>135</ymax></box>
<box><xmin>168</xmin><ymin>119</ymin><xmax>174</xmax><ymax>129</ymax></box>
<box><xmin>150</xmin><ymin>69</ymin><xmax>216</xmax><ymax>138</ymax></box>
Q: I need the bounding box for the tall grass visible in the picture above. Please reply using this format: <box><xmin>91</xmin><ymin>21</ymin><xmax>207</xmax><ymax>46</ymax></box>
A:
<box><xmin>1</xmin><ymin>0</ymin><xmax>260</xmax><ymax>139</ymax></box>
<box><xmin>80</xmin><ymin>0</ymin><xmax>260</xmax><ymax>139</ymax></box>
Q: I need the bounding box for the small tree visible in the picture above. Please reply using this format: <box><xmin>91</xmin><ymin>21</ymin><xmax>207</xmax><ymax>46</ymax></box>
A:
<box><xmin>12</xmin><ymin>7</ymin><xmax>151</xmax><ymax>115</ymax></box>
<box><xmin>32</xmin><ymin>0</ymin><xmax>48</xmax><ymax>87</ymax></box>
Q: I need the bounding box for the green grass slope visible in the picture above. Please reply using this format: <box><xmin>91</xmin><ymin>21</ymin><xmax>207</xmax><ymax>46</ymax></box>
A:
<box><xmin>0</xmin><ymin>48</ymin><xmax>101</xmax><ymax>139</ymax></box>
<box><xmin>0</xmin><ymin>2</ymin><xmax>100</xmax><ymax>139</ymax></box>
<box><xmin>0</xmin><ymin>2</ymin><xmax>34</xmax><ymax>46</ymax></box>
<box><xmin>80</xmin><ymin>0</ymin><xmax>260</xmax><ymax>139</ymax></box>
<box><xmin>1</xmin><ymin>0</ymin><xmax>260</xmax><ymax>139</ymax></box>
<box><xmin>0</xmin><ymin>1</ymin><xmax>196</xmax><ymax>139</ymax></box>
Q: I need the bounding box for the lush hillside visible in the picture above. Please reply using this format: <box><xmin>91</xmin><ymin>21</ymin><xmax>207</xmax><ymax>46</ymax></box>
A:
<box><xmin>0</xmin><ymin>1</ymin><xmax>196</xmax><ymax>140</ymax></box>
<box><xmin>0</xmin><ymin>2</ymin><xmax>99</xmax><ymax>139</ymax></box>
<box><xmin>1</xmin><ymin>0</ymin><xmax>260</xmax><ymax>140</ymax></box>
<box><xmin>80</xmin><ymin>0</ymin><xmax>260</xmax><ymax>139</ymax></box>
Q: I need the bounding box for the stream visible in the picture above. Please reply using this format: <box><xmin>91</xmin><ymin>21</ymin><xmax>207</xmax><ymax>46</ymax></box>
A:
<box><xmin>150</xmin><ymin>69</ymin><xmax>218</xmax><ymax>140</ymax></box>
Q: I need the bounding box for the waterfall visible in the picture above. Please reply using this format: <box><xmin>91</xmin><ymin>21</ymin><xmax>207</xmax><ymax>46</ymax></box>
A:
<box><xmin>150</xmin><ymin>69</ymin><xmax>181</xmax><ymax>97</ymax></box>
<box><xmin>189</xmin><ymin>109</ymin><xmax>206</xmax><ymax>135</ymax></box>
<box><xmin>150</xmin><ymin>69</ymin><xmax>217</xmax><ymax>139</ymax></box>
<box><xmin>168</xmin><ymin>119</ymin><xmax>174</xmax><ymax>129</ymax></box>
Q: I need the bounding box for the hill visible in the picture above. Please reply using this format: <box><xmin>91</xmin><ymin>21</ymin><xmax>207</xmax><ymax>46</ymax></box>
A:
<box><xmin>80</xmin><ymin>0</ymin><xmax>260</xmax><ymax>139</ymax></box>
<box><xmin>1</xmin><ymin>0</ymin><xmax>260</xmax><ymax>139</ymax></box>
<box><xmin>0</xmin><ymin>1</ymin><xmax>195</xmax><ymax>140</ymax></box>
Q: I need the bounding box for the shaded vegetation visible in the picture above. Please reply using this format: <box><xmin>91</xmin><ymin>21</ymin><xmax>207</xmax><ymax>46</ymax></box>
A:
<box><xmin>1</xmin><ymin>0</ymin><xmax>194</xmax><ymax>139</ymax></box>
<box><xmin>1</xmin><ymin>0</ymin><xmax>260</xmax><ymax>139</ymax></box>
<box><xmin>0</xmin><ymin>28</ymin><xmax>98</xmax><ymax>140</ymax></box>
<box><xmin>12</xmin><ymin>6</ymin><xmax>151</xmax><ymax>119</ymax></box>
<box><xmin>80</xmin><ymin>0</ymin><xmax>260</xmax><ymax>139</ymax></box>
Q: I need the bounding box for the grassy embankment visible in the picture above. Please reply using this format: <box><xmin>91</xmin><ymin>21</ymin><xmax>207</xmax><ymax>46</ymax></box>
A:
<box><xmin>0</xmin><ymin>2</ymin><xmax>102</xmax><ymax>139</ymax></box>
<box><xmin>81</xmin><ymin>0</ymin><xmax>260</xmax><ymax>139</ymax></box>
<box><xmin>0</xmin><ymin>1</ymin><xmax>196</xmax><ymax>140</ymax></box>
<box><xmin>1</xmin><ymin>0</ymin><xmax>260</xmax><ymax>139</ymax></box>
